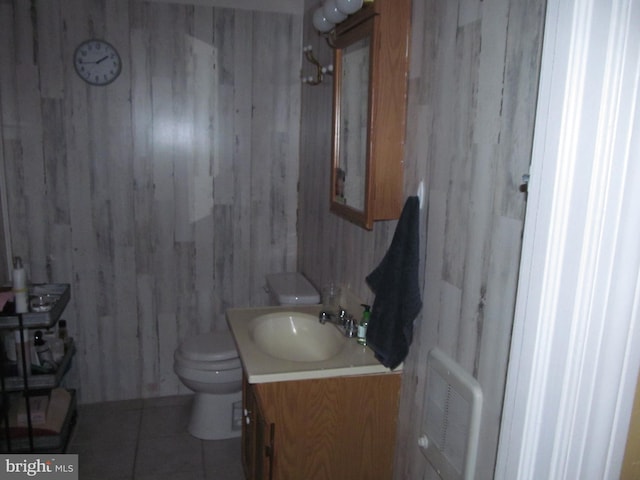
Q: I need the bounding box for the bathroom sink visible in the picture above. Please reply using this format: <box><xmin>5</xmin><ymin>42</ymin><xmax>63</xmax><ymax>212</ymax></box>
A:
<box><xmin>228</xmin><ymin>305</ymin><xmax>398</xmax><ymax>383</ymax></box>
<box><xmin>248</xmin><ymin>311</ymin><xmax>347</xmax><ymax>362</ymax></box>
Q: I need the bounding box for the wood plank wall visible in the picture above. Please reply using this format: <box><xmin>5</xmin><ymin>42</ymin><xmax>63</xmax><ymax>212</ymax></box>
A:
<box><xmin>0</xmin><ymin>0</ymin><xmax>302</xmax><ymax>403</ymax></box>
<box><xmin>298</xmin><ymin>0</ymin><xmax>546</xmax><ymax>478</ymax></box>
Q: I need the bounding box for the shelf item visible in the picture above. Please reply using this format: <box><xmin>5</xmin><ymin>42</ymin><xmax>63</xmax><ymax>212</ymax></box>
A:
<box><xmin>0</xmin><ymin>284</ymin><xmax>70</xmax><ymax>330</ymax></box>
<box><xmin>0</xmin><ymin>389</ymin><xmax>77</xmax><ymax>453</ymax></box>
<box><xmin>1</xmin><ymin>338</ymin><xmax>75</xmax><ymax>392</ymax></box>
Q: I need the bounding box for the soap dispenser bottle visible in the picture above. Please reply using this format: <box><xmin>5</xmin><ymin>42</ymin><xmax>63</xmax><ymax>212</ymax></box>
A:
<box><xmin>357</xmin><ymin>304</ymin><xmax>371</xmax><ymax>346</ymax></box>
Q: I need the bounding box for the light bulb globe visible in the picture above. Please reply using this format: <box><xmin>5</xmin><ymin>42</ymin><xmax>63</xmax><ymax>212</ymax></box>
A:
<box><xmin>312</xmin><ymin>7</ymin><xmax>335</xmax><ymax>32</ymax></box>
<box><xmin>335</xmin><ymin>0</ymin><xmax>363</xmax><ymax>15</ymax></box>
<box><xmin>323</xmin><ymin>0</ymin><xmax>347</xmax><ymax>23</ymax></box>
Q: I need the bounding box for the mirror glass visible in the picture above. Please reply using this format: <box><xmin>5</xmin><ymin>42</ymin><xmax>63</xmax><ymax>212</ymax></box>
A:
<box><xmin>334</xmin><ymin>36</ymin><xmax>370</xmax><ymax>211</ymax></box>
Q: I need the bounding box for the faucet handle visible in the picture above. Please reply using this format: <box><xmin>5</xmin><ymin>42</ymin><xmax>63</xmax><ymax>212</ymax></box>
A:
<box><xmin>344</xmin><ymin>315</ymin><xmax>357</xmax><ymax>338</ymax></box>
<box><xmin>319</xmin><ymin>311</ymin><xmax>331</xmax><ymax>324</ymax></box>
<box><xmin>338</xmin><ymin>306</ymin><xmax>351</xmax><ymax>328</ymax></box>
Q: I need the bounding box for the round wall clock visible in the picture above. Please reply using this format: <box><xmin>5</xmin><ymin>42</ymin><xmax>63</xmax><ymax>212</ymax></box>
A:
<box><xmin>73</xmin><ymin>39</ymin><xmax>122</xmax><ymax>86</ymax></box>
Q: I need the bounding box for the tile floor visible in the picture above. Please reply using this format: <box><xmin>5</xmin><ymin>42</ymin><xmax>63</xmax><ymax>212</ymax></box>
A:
<box><xmin>66</xmin><ymin>395</ymin><xmax>244</xmax><ymax>480</ymax></box>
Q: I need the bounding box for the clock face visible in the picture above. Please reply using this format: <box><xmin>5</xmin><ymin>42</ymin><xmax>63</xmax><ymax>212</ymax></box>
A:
<box><xmin>74</xmin><ymin>39</ymin><xmax>122</xmax><ymax>86</ymax></box>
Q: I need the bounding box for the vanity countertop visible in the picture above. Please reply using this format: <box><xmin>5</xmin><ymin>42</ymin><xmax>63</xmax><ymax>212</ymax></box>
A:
<box><xmin>227</xmin><ymin>305</ymin><xmax>401</xmax><ymax>384</ymax></box>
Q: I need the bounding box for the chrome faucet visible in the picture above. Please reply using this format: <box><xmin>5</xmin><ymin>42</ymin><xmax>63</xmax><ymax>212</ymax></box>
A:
<box><xmin>319</xmin><ymin>307</ymin><xmax>345</xmax><ymax>324</ymax></box>
<box><xmin>319</xmin><ymin>307</ymin><xmax>357</xmax><ymax>337</ymax></box>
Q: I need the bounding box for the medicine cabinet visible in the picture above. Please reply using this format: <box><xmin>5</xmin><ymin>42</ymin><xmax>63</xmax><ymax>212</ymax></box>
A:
<box><xmin>329</xmin><ymin>0</ymin><xmax>411</xmax><ymax>230</ymax></box>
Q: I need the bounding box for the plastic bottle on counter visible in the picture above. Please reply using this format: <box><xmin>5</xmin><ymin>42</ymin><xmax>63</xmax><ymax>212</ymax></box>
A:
<box><xmin>357</xmin><ymin>304</ymin><xmax>371</xmax><ymax>346</ymax></box>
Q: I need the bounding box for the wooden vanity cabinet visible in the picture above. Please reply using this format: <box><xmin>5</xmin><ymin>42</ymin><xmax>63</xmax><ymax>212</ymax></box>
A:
<box><xmin>241</xmin><ymin>372</ymin><xmax>401</xmax><ymax>480</ymax></box>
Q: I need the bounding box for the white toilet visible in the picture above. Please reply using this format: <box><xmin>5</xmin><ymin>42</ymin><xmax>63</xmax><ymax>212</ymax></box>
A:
<box><xmin>173</xmin><ymin>272</ymin><xmax>319</xmax><ymax>440</ymax></box>
<box><xmin>174</xmin><ymin>330</ymin><xmax>243</xmax><ymax>440</ymax></box>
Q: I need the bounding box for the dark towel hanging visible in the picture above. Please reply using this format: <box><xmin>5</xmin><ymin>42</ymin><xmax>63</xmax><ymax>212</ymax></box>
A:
<box><xmin>366</xmin><ymin>196</ymin><xmax>422</xmax><ymax>369</ymax></box>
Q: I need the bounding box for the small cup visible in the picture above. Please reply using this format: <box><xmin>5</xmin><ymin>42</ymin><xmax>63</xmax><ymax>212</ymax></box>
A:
<box><xmin>322</xmin><ymin>283</ymin><xmax>342</xmax><ymax>313</ymax></box>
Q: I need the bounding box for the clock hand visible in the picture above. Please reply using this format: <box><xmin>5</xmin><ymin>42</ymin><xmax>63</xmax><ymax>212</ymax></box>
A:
<box><xmin>77</xmin><ymin>56</ymin><xmax>109</xmax><ymax>65</ymax></box>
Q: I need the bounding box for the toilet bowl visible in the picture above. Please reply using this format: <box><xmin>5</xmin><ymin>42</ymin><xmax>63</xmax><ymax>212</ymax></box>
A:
<box><xmin>173</xmin><ymin>330</ymin><xmax>243</xmax><ymax>440</ymax></box>
<box><xmin>174</xmin><ymin>272</ymin><xmax>319</xmax><ymax>440</ymax></box>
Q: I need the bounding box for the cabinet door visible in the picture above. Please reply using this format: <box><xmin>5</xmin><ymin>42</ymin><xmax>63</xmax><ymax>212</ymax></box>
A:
<box><xmin>242</xmin><ymin>379</ymin><xmax>274</xmax><ymax>480</ymax></box>
<box><xmin>254</xmin><ymin>403</ymin><xmax>274</xmax><ymax>480</ymax></box>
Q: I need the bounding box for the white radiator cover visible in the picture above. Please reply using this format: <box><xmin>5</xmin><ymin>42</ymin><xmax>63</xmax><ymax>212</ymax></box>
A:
<box><xmin>419</xmin><ymin>348</ymin><xmax>483</xmax><ymax>480</ymax></box>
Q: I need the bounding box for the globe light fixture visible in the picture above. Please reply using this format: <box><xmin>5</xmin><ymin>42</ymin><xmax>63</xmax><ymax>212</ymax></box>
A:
<box><xmin>312</xmin><ymin>7</ymin><xmax>334</xmax><ymax>32</ymax></box>
<box><xmin>323</xmin><ymin>0</ymin><xmax>348</xmax><ymax>23</ymax></box>
<box><xmin>335</xmin><ymin>0</ymin><xmax>364</xmax><ymax>15</ymax></box>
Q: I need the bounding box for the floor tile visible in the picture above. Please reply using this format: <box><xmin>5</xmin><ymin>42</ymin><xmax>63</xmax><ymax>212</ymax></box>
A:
<box><xmin>65</xmin><ymin>395</ymin><xmax>243</xmax><ymax>479</ymax></box>
<box><xmin>70</xmin><ymin>440</ymin><xmax>136</xmax><ymax>479</ymax></box>
<box><xmin>139</xmin><ymin>402</ymin><xmax>191</xmax><ymax>438</ymax></box>
<box><xmin>135</xmin><ymin>433</ymin><xmax>204</xmax><ymax>477</ymax></box>
<box><xmin>203</xmin><ymin>437</ymin><xmax>245</xmax><ymax>480</ymax></box>
<box><xmin>80</xmin><ymin>475</ymin><xmax>131</xmax><ymax>480</ymax></box>
<box><xmin>143</xmin><ymin>394</ymin><xmax>192</xmax><ymax>409</ymax></box>
<box><xmin>71</xmin><ymin>404</ymin><xmax>142</xmax><ymax>448</ymax></box>
<box><xmin>136</xmin><ymin>471</ymin><xmax>206</xmax><ymax>480</ymax></box>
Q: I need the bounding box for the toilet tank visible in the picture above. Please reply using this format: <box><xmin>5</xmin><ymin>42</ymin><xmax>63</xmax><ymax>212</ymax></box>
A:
<box><xmin>265</xmin><ymin>272</ymin><xmax>320</xmax><ymax>306</ymax></box>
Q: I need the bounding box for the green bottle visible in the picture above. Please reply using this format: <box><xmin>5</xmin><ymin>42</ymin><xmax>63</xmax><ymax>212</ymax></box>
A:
<box><xmin>357</xmin><ymin>304</ymin><xmax>371</xmax><ymax>346</ymax></box>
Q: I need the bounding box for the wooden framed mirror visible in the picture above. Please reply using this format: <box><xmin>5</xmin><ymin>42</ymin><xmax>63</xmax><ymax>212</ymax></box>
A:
<box><xmin>329</xmin><ymin>0</ymin><xmax>411</xmax><ymax>230</ymax></box>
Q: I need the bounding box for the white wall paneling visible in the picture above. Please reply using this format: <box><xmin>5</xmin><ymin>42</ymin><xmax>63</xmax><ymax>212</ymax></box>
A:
<box><xmin>0</xmin><ymin>0</ymin><xmax>302</xmax><ymax>403</ymax></box>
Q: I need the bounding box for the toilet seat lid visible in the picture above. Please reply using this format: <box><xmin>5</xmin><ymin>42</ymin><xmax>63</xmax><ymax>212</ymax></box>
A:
<box><xmin>178</xmin><ymin>331</ymin><xmax>238</xmax><ymax>362</ymax></box>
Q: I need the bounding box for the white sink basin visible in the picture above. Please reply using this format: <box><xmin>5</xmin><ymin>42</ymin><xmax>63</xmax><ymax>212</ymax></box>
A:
<box><xmin>248</xmin><ymin>311</ymin><xmax>347</xmax><ymax>362</ymax></box>
<box><xmin>228</xmin><ymin>305</ymin><xmax>399</xmax><ymax>383</ymax></box>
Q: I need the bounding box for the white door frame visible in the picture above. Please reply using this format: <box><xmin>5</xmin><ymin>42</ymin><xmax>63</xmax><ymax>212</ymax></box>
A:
<box><xmin>496</xmin><ymin>0</ymin><xmax>640</xmax><ymax>478</ymax></box>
